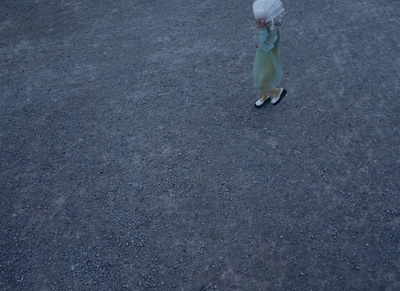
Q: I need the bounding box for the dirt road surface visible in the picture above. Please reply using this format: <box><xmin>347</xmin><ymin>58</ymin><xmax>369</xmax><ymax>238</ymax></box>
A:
<box><xmin>1</xmin><ymin>0</ymin><xmax>399</xmax><ymax>290</ymax></box>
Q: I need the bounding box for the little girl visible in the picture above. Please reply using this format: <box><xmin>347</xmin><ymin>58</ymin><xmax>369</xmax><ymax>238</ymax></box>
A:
<box><xmin>253</xmin><ymin>0</ymin><xmax>286</xmax><ymax>108</ymax></box>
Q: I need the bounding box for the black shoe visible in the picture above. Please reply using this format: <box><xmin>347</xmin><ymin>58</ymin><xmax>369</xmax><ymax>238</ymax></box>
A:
<box><xmin>271</xmin><ymin>88</ymin><xmax>287</xmax><ymax>106</ymax></box>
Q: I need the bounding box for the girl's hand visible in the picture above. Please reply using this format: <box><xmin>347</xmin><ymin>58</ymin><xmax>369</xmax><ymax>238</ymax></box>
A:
<box><xmin>256</xmin><ymin>19</ymin><xmax>271</xmax><ymax>28</ymax></box>
<box><xmin>256</xmin><ymin>19</ymin><xmax>267</xmax><ymax>28</ymax></box>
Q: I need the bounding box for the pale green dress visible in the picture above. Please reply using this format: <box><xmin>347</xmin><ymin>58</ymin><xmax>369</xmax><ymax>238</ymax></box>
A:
<box><xmin>253</xmin><ymin>27</ymin><xmax>282</xmax><ymax>92</ymax></box>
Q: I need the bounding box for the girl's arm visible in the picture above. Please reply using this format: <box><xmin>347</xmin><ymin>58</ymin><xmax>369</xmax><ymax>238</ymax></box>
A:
<box><xmin>258</xmin><ymin>27</ymin><xmax>278</xmax><ymax>53</ymax></box>
<box><xmin>256</xmin><ymin>20</ymin><xmax>278</xmax><ymax>53</ymax></box>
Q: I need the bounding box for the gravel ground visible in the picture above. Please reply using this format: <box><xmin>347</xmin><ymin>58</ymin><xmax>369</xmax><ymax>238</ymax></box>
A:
<box><xmin>1</xmin><ymin>0</ymin><xmax>399</xmax><ymax>290</ymax></box>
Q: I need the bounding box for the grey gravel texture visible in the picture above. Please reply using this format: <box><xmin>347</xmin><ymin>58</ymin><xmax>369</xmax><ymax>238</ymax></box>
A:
<box><xmin>1</xmin><ymin>0</ymin><xmax>400</xmax><ymax>290</ymax></box>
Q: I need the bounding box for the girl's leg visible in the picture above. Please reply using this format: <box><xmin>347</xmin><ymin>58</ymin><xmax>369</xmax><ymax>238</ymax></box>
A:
<box><xmin>267</xmin><ymin>89</ymin><xmax>276</xmax><ymax>96</ymax></box>
<box><xmin>261</xmin><ymin>91</ymin><xmax>270</xmax><ymax>101</ymax></box>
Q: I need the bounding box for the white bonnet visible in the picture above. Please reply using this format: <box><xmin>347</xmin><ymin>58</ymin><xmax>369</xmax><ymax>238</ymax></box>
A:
<box><xmin>253</xmin><ymin>0</ymin><xmax>284</xmax><ymax>21</ymax></box>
